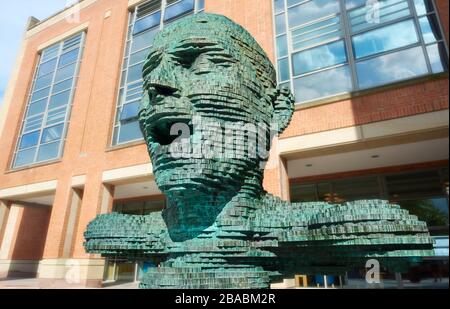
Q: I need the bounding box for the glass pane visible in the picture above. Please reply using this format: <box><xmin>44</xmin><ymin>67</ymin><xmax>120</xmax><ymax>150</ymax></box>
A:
<box><xmin>14</xmin><ymin>147</ymin><xmax>37</xmax><ymax>167</ymax></box>
<box><xmin>349</xmin><ymin>0</ymin><xmax>411</xmax><ymax>33</ymax></box>
<box><xmin>118</xmin><ymin>120</ymin><xmax>143</xmax><ymax>143</ymax></box>
<box><xmin>345</xmin><ymin>0</ymin><xmax>366</xmax><ymax>10</ymax></box>
<box><xmin>129</xmin><ymin>48</ymin><xmax>151</xmax><ymax>66</ymax></box>
<box><xmin>198</xmin><ymin>0</ymin><xmax>205</xmax><ymax>11</ymax></box>
<box><xmin>333</xmin><ymin>176</ymin><xmax>381</xmax><ymax>202</ymax></box>
<box><xmin>292</xmin><ymin>40</ymin><xmax>347</xmax><ymax>75</ymax></box>
<box><xmin>52</xmin><ymin>78</ymin><xmax>73</xmax><ymax>94</ymax></box>
<box><xmin>63</xmin><ymin>34</ymin><xmax>82</xmax><ymax>51</ymax></box>
<box><xmin>318</xmin><ymin>182</ymin><xmax>333</xmax><ymax>202</ymax></box>
<box><xmin>120</xmin><ymin>102</ymin><xmax>140</xmax><ymax>121</ymax></box>
<box><xmin>291</xmin><ymin>16</ymin><xmax>341</xmax><ymax>51</ymax></box>
<box><xmin>352</xmin><ymin>19</ymin><xmax>418</xmax><ymax>59</ymax></box>
<box><xmin>24</xmin><ymin>115</ymin><xmax>44</xmax><ymax>133</ymax></box>
<box><xmin>31</xmin><ymin>87</ymin><xmax>50</xmax><ymax>102</ymax></box>
<box><xmin>37</xmin><ymin>59</ymin><xmax>57</xmax><ymax>77</ymax></box>
<box><xmin>41</xmin><ymin>45</ymin><xmax>59</xmax><ymax>63</ymax></box>
<box><xmin>137</xmin><ymin>0</ymin><xmax>162</xmax><ymax>18</ymax></box>
<box><xmin>126</xmin><ymin>91</ymin><xmax>142</xmax><ymax>103</ymax></box>
<box><xmin>46</xmin><ymin>107</ymin><xmax>67</xmax><ymax>126</ymax></box>
<box><xmin>387</xmin><ymin>170</ymin><xmax>444</xmax><ymax>199</ymax></box>
<box><xmin>127</xmin><ymin>63</ymin><xmax>144</xmax><ymax>83</ymax></box>
<box><xmin>293</xmin><ymin>65</ymin><xmax>352</xmax><ymax>103</ymax></box>
<box><xmin>287</xmin><ymin>0</ymin><xmax>302</xmax><ymax>6</ymax></box>
<box><xmin>397</xmin><ymin>198</ymin><xmax>448</xmax><ymax>235</ymax></box>
<box><xmin>112</xmin><ymin>126</ymin><xmax>120</xmax><ymax>145</ymax></box>
<box><xmin>121</xmin><ymin>201</ymin><xmax>144</xmax><ymax>215</ymax></box>
<box><xmin>41</xmin><ymin>124</ymin><xmax>64</xmax><ymax>143</ymax></box>
<box><xmin>356</xmin><ymin>46</ymin><xmax>428</xmax><ymax>89</ymax></box>
<box><xmin>419</xmin><ymin>15</ymin><xmax>442</xmax><ymax>44</ymax></box>
<box><xmin>58</xmin><ymin>48</ymin><xmax>79</xmax><ymax>67</ymax></box>
<box><xmin>27</xmin><ymin>99</ymin><xmax>47</xmax><ymax>117</ymax></box>
<box><xmin>164</xmin><ymin>0</ymin><xmax>195</xmax><ymax>21</ymax></box>
<box><xmin>19</xmin><ymin>131</ymin><xmax>40</xmax><ymax>150</ymax></box>
<box><xmin>48</xmin><ymin>90</ymin><xmax>71</xmax><ymax>110</ymax></box>
<box><xmin>143</xmin><ymin>200</ymin><xmax>165</xmax><ymax>214</ymax></box>
<box><xmin>413</xmin><ymin>0</ymin><xmax>434</xmax><ymax>15</ymax></box>
<box><xmin>37</xmin><ymin>141</ymin><xmax>61</xmax><ymax>162</ymax></box>
<box><xmin>34</xmin><ymin>73</ymin><xmax>53</xmax><ymax>90</ymax></box>
<box><xmin>133</xmin><ymin>11</ymin><xmax>161</xmax><ymax>35</ymax></box>
<box><xmin>274</xmin><ymin>0</ymin><xmax>285</xmax><ymax>14</ymax></box>
<box><xmin>275</xmin><ymin>13</ymin><xmax>286</xmax><ymax>35</ymax></box>
<box><xmin>55</xmin><ymin>63</ymin><xmax>76</xmax><ymax>83</ymax></box>
<box><xmin>290</xmin><ymin>184</ymin><xmax>317</xmax><ymax>202</ymax></box>
<box><xmin>288</xmin><ymin>0</ymin><xmax>340</xmax><ymax>29</ymax></box>
<box><xmin>131</xmin><ymin>28</ymin><xmax>159</xmax><ymax>53</ymax></box>
<box><xmin>427</xmin><ymin>43</ymin><xmax>448</xmax><ymax>74</ymax></box>
<box><xmin>277</xmin><ymin>58</ymin><xmax>290</xmax><ymax>82</ymax></box>
<box><xmin>276</xmin><ymin>35</ymin><xmax>288</xmax><ymax>58</ymax></box>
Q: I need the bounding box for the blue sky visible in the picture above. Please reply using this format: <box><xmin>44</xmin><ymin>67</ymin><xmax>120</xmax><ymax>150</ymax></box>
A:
<box><xmin>0</xmin><ymin>1</ymin><xmax>68</xmax><ymax>106</ymax></box>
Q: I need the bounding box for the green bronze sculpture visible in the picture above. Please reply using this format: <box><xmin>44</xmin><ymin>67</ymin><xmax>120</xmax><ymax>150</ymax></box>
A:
<box><xmin>85</xmin><ymin>13</ymin><xmax>434</xmax><ymax>289</ymax></box>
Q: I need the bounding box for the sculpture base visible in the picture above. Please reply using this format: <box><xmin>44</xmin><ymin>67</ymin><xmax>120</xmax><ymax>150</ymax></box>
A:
<box><xmin>140</xmin><ymin>265</ymin><xmax>271</xmax><ymax>289</ymax></box>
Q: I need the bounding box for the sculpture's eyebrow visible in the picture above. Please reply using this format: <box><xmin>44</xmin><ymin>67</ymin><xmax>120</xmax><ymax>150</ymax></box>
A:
<box><xmin>171</xmin><ymin>39</ymin><xmax>229</xmax><ymax>55</ymax></box>
<box><xmin>144</xmin><ymin>49</ymin><xmax>163</xmax><ymax>73</ymax></box>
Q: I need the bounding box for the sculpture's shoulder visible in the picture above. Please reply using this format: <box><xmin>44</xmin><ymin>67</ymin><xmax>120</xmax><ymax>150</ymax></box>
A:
<box><xmin>84</xmin><ymin>212</ymin><xmax>169</xmax><ymax>256</ymax></box>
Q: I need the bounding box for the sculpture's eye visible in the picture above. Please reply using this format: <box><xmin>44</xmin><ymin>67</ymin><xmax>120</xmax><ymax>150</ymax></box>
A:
<box><xmin>172</xmin><ymin>48</ymin><xmax>201</xmax><ymax>70</ymax></box>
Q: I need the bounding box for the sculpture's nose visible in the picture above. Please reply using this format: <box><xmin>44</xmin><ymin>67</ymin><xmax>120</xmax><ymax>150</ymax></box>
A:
<box><xmin>144</xmin><ymin>54</ymin><xmax>180</xmax><ymax>98</ymax></box>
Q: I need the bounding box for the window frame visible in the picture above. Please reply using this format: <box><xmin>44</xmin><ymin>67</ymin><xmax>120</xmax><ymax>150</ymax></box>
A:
<box><xmin>111</xmin><ymin>0</ymin><xmax>205</xmax><ymax>147</ymax></box>
<box><xmin>11</xmin><ymin>32</ymin><xmax>86</xmax><ymax>170</ymax></box>
<box><xmin>289</xmin><ymin>167</ymin><xmax>450</xmax><ymax>234</ymax></box>
<box><xmin>273</xmin><ymin>0</ymin><xmax>449</xmax><ymax>105</ymax></box>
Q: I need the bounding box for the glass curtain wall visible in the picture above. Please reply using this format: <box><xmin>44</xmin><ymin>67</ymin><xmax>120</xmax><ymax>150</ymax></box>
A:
<box><xmin>112</xmin><ymin>0</ymin><xmax>205</xmax><ymax>145</ymax></box>
<box><xmin>273</xmin><ymin>0</ymin><xmax>448</xmax><ymax>104</ymax></box>
<box><xmin>12</xmin><ymin>33</ymin><xmax>86</xmax><ymax>168</ymax></box>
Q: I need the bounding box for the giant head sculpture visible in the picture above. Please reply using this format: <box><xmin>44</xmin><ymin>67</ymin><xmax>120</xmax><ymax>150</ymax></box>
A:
<box><xmin>139</xmin><ymin>13</ymin><xmax>294</xmax><ymax>240</ymax></box>
<box><xmin>85</xmin><ymin>13</ymin><xmax>434</xmax><ymax>289</ymax></box>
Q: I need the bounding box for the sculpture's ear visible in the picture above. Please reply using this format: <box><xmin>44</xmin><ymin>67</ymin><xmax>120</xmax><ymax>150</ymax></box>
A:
<box><xmin>269</xmin><ymin>86</ymin><xmax>295</xmax><ymax>135</ymax></box>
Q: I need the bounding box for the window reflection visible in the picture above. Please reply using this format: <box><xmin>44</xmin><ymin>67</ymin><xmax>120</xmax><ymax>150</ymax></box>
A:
<box><xmin>290</xmin><ymin>168</ymin><xmax>449</xmax><ymax>236</ymax></box>
<box><xmin>293</xmin><ymin>65</ymin><xmax>352</xmax><ymax>102</ymax></box>
<box><xmin>356</xmin><ymin>46</ymin><xmax>428</xmax><ymax>89</ymax></box>
<box><xmin>292</xmin><ymin>40</ymin><xmax>347</xmax><ymax>76</ymax></box>
<box><xmin>352</xmin><ymin>19</ymin><xmax>418</xmax><ymax>59</ymax></box>
<box><xmin>13</xmin><ymin>33</ymin><xmax>84</xmax><ymax>168</ymax></box>
<box><xmin>288</xmin><ymin>0</ymin><xmax>340</xmax><ymax>29</ymax></box>
<box><xmin>274</xmin><ymin>0</ymin><xmax>448</xmax><ymax>104</ymax></box>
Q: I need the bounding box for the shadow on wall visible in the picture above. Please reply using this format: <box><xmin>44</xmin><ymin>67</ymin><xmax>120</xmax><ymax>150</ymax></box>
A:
<box><xmin>8</xmin><ymin>205</ymin><xmax>51</xmax><ymax>278</ymax></box>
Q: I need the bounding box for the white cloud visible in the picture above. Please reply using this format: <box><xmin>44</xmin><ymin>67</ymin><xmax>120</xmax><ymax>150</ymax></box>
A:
<box><xmin>0</xmin><ymin>1</ymin><xmax>67</xmax><ymax>107</ymax></box>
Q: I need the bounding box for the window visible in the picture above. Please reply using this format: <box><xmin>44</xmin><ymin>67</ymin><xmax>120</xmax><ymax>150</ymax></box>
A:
<box><xmin>112</xmin><ymin>0</ymin><xmax>205</xmax><ymax>146</ymax></box>
<box><xmin>12</xmin><ymin>33</ymin><xmax>85</xmax><ymax>168</ymax></box>
<box><xmin>274</xmin><ymin>0</ymin><xmax>448</xmax><ymax>104</ymax></box>
<box><xmin>290</xmin><ymin>167</ymin><xmax>449</xmax><ymax>236</ymax></box>
<box><xmin>113</xmin><ymin>198</ymin><xmax>165</xmax><ymax>215</ymax></box>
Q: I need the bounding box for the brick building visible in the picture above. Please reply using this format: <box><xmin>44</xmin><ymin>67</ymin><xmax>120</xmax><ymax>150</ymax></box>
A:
<box><xmin>0</xmin><ymin>0</ymin><xmax>448</xmax><ymax>287</ymax></box>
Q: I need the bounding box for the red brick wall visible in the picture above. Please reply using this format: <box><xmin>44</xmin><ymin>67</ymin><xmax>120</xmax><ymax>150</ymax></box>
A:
<box><xmin>282</xmin><ymin>78</ymin><xmax>449</xmax><ymax>138</ymax></box>
<box><xmin>10</xmin><ymin>205</ymin><xmax>51</xmax><ymax>260</ymax></box>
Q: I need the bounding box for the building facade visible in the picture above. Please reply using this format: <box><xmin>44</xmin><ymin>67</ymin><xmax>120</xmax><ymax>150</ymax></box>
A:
<box><xmin>0</xmin><ymin>0</ymin><xmax>448</xmax><ymax>287</ymax></box>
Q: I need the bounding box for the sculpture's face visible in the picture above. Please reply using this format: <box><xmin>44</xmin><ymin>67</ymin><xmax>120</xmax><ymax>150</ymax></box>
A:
<box><xmin>139</xmin><ymin>14</ymin><xmax>293</xmax><ymax>238</ymax></box>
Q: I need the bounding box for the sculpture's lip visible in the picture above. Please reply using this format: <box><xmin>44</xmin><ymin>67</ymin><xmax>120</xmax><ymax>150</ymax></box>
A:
<box><xmin>145</xmin><ymin>112</ymin><xmax>193</xmax><ymax>147</ymax></box>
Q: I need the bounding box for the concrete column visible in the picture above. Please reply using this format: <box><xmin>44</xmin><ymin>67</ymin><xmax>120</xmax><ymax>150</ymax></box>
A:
<box><xmin>0</xmin><ymin>205</ymin><xmax>20</xmax><ymax>260</ymax></box>
<box><xmin>100</xmin><ymin>184</ymin><xmax>115</xmax><ymax>214</ymax></box>
<box><xmin>0</xmin><ymin>205</ymin><xmax>20</xmax><ymax>277</ymax></box>
<box><xmin>0</xmin><ymin>201</ymin><xmax>10</xmax><ymax>246</ymax></box>
<box><xmin>42</xmin><ymin>176</ymin><xmax>73</xmax><ymax>259</ymax></box>
<box><xmin>38</xmin><ymin>174</ymin><xmax>107</xmax><ymax>287</ymax></box>
<box><xmin>62</xmin><ymin>189</ymin><xmax>83</xmax><ymax>258</ymax></box>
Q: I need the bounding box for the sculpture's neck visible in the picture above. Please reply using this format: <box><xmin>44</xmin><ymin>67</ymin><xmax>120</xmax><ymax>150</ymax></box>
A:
<box><xmin>163</xmin><ymin>172</ymin><xmax>265</xmax><ymax>242</ymax></box>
